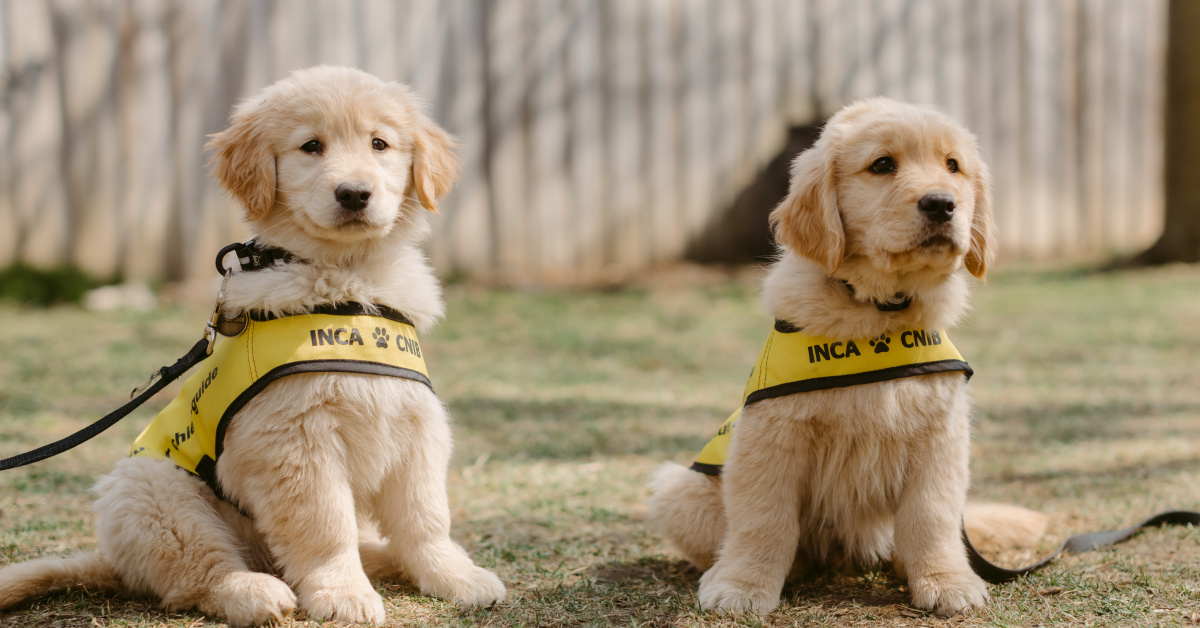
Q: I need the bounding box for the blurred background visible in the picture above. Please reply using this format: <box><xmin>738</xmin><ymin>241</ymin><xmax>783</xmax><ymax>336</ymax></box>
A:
<box><xmin>0</xmin><ymin>0</ymin><xmax>1186</xmax><ymax>288</ymax></box>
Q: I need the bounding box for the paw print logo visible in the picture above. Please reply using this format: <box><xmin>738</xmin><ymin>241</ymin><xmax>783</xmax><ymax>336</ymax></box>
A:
<box><xmin>869</xmin><ymin>335</ymin><xmax>891</xmax><ymax>354</ymax></box>
<box><xmin>372</xmin><ymin>327</ymin><xmax>389</xmax><ymax>349</ymax></box>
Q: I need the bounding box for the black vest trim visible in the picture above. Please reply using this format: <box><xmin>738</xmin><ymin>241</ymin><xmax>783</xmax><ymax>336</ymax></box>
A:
<box><xmin>249</xmin><ymin>303</ymin><xmax>416</xmax><ymax>326</ymax></box>
<box><xmin>202</xmin><ymin>360</ymin><xmax>433</xmax><ymax>500</ymax></box>
<box><xmin>742</xmin><ymin>359</ymin><xmax>974</xmax><ymax>406</ymax></box>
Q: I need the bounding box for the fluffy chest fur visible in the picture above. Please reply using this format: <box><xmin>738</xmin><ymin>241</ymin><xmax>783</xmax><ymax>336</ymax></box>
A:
<box><xmin>218</xmin><ymin>371</ymin><xmax>443</xmax><ymax>503</ymax></box>
<box><xmin>213</xmin><ymin>237</ymin><xmax>447</xmax><ymax>504</ymax></box>
<box><xmin>735</xmin><ymin>372</ymin><xmax>971</xmax><ymax>571</ymax></box>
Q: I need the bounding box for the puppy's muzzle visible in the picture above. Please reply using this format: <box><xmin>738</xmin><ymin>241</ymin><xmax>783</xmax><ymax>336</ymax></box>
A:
<box><xmin>918</xmin><ymin>193</ymin><xmax>956</xmax><ymax>224</ymax></box>
<box><xmin>335</xmin><ymin>182</ymin><xmax>373</xmax><ymax>212</ymax></box>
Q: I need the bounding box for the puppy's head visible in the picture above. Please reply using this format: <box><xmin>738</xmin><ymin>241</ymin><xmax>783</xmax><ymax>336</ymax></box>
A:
<box><xmin>770</xmin><ymin>98</ymin><xmax>995</xmax><ymax>282</ymax></box>
<box><xmin>208</xmin><ymin>66</ymin><xmax>459</xmax><ymax>247</ymax></box>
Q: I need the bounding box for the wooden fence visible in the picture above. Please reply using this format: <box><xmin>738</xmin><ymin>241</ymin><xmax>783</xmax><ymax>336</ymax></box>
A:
<box><xmin>0</xmin><ymin>0</ymin><xmax>1168</xmax><ymax>283</ymax></box>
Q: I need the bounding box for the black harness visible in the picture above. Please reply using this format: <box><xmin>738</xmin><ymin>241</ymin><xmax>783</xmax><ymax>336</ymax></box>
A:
<box><xmin>841</xmin><ymin>279</ymin><xmax>914</xmax><ymax>312</ymax></box>
<box><xmin>216</xmin><ymin>239</ymin><xmax>302</xmax><ymax>274</ymax></box>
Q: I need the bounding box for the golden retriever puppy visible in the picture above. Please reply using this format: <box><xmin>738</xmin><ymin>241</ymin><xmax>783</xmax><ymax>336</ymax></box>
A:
<box><xmin>648</xmin><ymin>98</ymin><xmax>1042</xmax><ymax>616</ymax></box>
<box><xmin>0</xmin><ymin>66</ymin><xmax>504</xmax><ymax>625</ymax></box>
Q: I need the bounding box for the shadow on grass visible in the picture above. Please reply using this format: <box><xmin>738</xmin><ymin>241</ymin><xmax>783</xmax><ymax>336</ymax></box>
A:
<box><xmin>0</xmin><ymin>588</ymin><xmax>177</xmax><ymax>628</ymax></box>
<box><xmin>983</xmin><ymin>399</ymin><xmax>1200</xmax><ymax>444</ymax></box>
<box><xmin>983</xmin><ymin>455</ymin><xmax>1200</xmax><ymax>486</ymax></box>
<box><xmin>449</xmin><ymin>396</ymin><xmax>726</xmax><ymax>463</ymax></box>
<box><xmin>584</xmin><ymin>557</ymin><xmax>917</xmax><ymax>617</ymax></box>
<box><xmin>588</xmin><ymin>557</ymin><xmax>702</xmax><ymax>587</ymax></box>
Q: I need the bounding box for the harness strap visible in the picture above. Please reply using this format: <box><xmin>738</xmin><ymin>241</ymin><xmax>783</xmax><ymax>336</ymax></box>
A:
<box><xmin>964</xmin><ymin>510</ymin><xmax>1200</xmax><ymax>584</ymax></box>
<box><xmin>249</xmin><ymin>302</ymin><xmax>415</xmax><ymax>325</ymax></box>
<box><xmin>841</xmin><ymin>280</ymin><xmax>913</xmax><ymax>312</ymax></box>
<box><xmin>215</xmin><ymin>239</ymin><xmax>302</xmax><ymax>275</ymax></box>
<box><xmin>0</xmin><ymin>338</ymin><xmax>210</xmax><ymax>471</ymax></box>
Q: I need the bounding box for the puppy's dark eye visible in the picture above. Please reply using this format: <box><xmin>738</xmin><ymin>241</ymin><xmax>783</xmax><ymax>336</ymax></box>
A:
<box><xmin>947</xmin><ymin>158</ymin><xmax>959</xmax><ymax>174</ymax></box>
<box><xmin>301</xmin><ymin>140</ymin><xmax>322</xmax><ymax>154</ymax></box>
<box><xmin>869</xmin><ymin>156</ymin><xmax>896</xmax><ymax>174</ymax></box>
<box><xmin>372</xmin><ymin>138</ymin><xmax>388</xmax><ymax>151</ymax></box>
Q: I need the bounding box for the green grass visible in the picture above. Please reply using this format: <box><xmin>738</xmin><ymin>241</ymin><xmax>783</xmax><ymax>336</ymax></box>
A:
<box><xmin>1</xmin><ymin>264</ymin><xmax>1198</xmax><ymax>627</ymax></box>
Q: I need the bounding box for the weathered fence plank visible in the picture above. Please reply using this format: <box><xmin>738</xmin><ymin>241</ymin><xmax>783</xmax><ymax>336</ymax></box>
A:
<box><xmin>119</xmin><ymin>0</ymin><xmax>174</xmax><ymax>280</ymax></box>
<box><xmin>8</xmin><ymin>1</ymin><xmax>69</xmax><ymax>269</ymax></box>
<box><xmin>567</xmin><ymin>0</ymin><xmax>606</xmax><ymax>275</ymax></box>
<box><xmin>0</xmin><ymin>0</ymin><xmax>13</xmax><ymax>267</ymax></box>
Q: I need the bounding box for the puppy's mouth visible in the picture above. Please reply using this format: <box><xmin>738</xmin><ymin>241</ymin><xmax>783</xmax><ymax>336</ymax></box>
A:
<box><xmin>918</xmin><ymin>234</ymin><xmax>958</xmax><ymax>250</ymax></box>
<box><xmin>299</xmin><ymin>207</ymin><xmax>392</xmax><ymax>242</ymax></box>
<box><xmin>327</xmin><ymin>207</ymin><xmax>390</xmax><ymax>231</ymax></box>
<box><xmin>333</xmin><ymin>213</ymin><xmax>374</xmax><ymax>227</ymax></box>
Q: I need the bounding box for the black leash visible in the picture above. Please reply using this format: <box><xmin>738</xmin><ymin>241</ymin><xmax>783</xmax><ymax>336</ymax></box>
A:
<box><xmin>964</xmin><ymin>510</ymin><xmax>1200</xmax><ymax>584</ymax></box>
<box><xmin>0</xmin><ymin>338</ymin><xmax>211</xmax><ymax>471</ymax></box>
<box><xmin>0</xmin><ymin>238</ymin><xmax>296</xmax><ymax>472</ymax></box>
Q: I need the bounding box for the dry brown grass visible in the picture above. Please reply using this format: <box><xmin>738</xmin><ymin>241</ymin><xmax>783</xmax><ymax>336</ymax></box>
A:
<box><xmin>1</xmin><ymin>263</ymin><xmax>1198</xmax><ymax>627</ymax></box>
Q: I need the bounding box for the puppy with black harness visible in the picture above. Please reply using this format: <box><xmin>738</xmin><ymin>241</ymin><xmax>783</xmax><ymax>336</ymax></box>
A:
<box><xmin>0</xmin><ymin>65</ymin><xmax>506</xmax><ymax>626</ymax></box>
<box><xmin>1</xmin><ymin>241</ymin><xmax>430</xmax><ymax>489</ymax></box>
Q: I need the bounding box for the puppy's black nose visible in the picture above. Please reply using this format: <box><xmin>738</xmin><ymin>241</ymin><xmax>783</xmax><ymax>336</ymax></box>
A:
<box><xmin>335</xmin><ymin>182</ymin><xmax>372</xmax><ymax>212</ymax></box>
<box><xmin>918</xmin><ymin>193</ymin><xmax>956</xmax><ymax>224</ymax></box>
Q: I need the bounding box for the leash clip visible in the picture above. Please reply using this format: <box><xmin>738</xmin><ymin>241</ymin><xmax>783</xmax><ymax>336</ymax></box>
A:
<box><xmin>201</xmin><ymin>277</ymin><xmax>225</xmax><ymax>355</ymax></box>
<box><xmin>205</xmin><ymin>268</ymin><xmax>248</xmax><ymax>355</ymax></box>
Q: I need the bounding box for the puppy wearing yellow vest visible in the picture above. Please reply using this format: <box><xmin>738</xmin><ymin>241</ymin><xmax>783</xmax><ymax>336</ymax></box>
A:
<box><xmin>647</xmin><ymin>98</ymin><xmax>1045</xmax><ymax>617</ymax></box>
<box><xmin>0</xmin><ymin>67</ymin><xmax>504</xmax><ymax>626</ymax></box>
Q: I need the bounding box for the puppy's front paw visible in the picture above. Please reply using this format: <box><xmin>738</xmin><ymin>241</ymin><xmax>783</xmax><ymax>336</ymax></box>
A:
<box><xmin>909</xmin><ymin>570</ymin><xmax>988</xmax><ymax>617</ymax></box>
<box><xmin>421</xmin><ymin>564</ymin><xmax>506</xmax><ymax>607</ymax></box>
<box><xmin>211</xmin><ymin>572</ymin><xmax>296</xmax><ymax>627</ymax></box>
<box><xmin>697</xmin><ymin>566</ymin><xmax>780</xmax><ymax>614</ymax></box>
<box><xmin>301</xmin><ymin>581</ymin><xmax>386</xmax><ymax>624</ymax></box>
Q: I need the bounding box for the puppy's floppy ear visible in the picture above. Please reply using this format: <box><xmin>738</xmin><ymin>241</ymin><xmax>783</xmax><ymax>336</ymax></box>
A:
<box><xmin>410</xmin><ymin>113</ymin><xmax>461</xmax><ymax>213</ymax></box>
<box><xmin>208</xmin><ymin>99</ymin><xmax>276</xmax><ymax>222</ymax></box>
<box><xmin>965</xmin><ymin>158</ymin><xmax>997</xmax><ymax>280</ymax></box>
<box><xmin>769</xmin><ymin>138</ymin><xmax>845</xmax><ymax>274</ymax></box>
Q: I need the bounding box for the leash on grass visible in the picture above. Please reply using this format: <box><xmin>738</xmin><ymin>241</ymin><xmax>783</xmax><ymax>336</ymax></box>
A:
<box><xmin>963</xmin><ymin>510</ymin><xmax>1200</xmax><ymax>584</ymax></box>
<box><xmin>0</xmin><ymin>240</ymin><xmax>288</xmax><ymax>471</ymax></box>
<box><xmin>0</xmin><ymin>337</ymin><xmax>211</xmax><ymax>471</ymax></box>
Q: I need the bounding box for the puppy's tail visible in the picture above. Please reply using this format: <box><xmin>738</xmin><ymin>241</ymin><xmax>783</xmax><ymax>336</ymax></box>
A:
<box><xmin>963</xmin><ymin>502</ymin><xmax>1048</xmax><ymax>553</ymax></box>
<box><xmin>0</xmin><ymin>551</ymin><xmax>121</xmax><ymax>610</ymax></box>
<box><xmin>646</xmin><ymin>463</ymin><xmax>726</xmax><ymax>570</ymax></box>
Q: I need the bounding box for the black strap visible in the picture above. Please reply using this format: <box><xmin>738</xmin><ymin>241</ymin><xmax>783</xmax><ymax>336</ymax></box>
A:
<box><xmin>249</xmin><ymin>302</ymin><xmax>416</xmax><ymax>326</ymax></box>
<box><xmin>841</xmin><ymin>280</ymin><xmax>913</xmax><ymax>312</ymax></box>
<box><xmin>965</xmin><ymin>510</ymin><xmax>1200</xmax><ymax>584</ymax></box>
<box><xmin>0</xmin><ymin>339</ymin><xmax>211</xmax><ymax>471</ymax></box>
<box><xmin>215</xmin><ymin>239</ymin><xmax>302</xmax><ymax>275</ymax></box>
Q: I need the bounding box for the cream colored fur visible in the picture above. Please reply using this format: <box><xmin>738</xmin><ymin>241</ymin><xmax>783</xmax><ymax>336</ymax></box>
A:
<box><xmin>0</xmin><ymin>66</ymin><xmax>503</xmax><ymax>626</ymax></box>
<box><xmin>647</xmin><ymin>98</ymin><xmax>1044</xmax><ymax>617</ymax></box>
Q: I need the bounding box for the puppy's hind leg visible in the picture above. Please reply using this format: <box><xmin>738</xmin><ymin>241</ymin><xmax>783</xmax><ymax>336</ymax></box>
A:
<box><xmin>94</xmin><ymin>458</ymin><xmax>296</xmax><ymax>627</ymax></box>
<box><xmin>646</xmin><ymin>463</ymin><xmax>725</xmax><ymax>570</ymax></box>
<box><xmin>963</xmin><ymin>502</ymin><xmax>1047</xmax><ymax>553</ymax></box>
<box><xmin>374</xmin><ymin>400</ymin><xmax>505</xmax><ymax>607</ymax></box>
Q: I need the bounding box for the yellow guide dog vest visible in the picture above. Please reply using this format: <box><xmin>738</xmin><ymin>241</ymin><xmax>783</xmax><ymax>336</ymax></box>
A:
<box><xmin>130</xmin><ymin>303</ymin><xmax>431</xmax><ymax>493</ymax></box>
<box><xmin>690</xmin><ymin>320</ymin><xmax>972</xmax><ymax>476</ymax></box>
